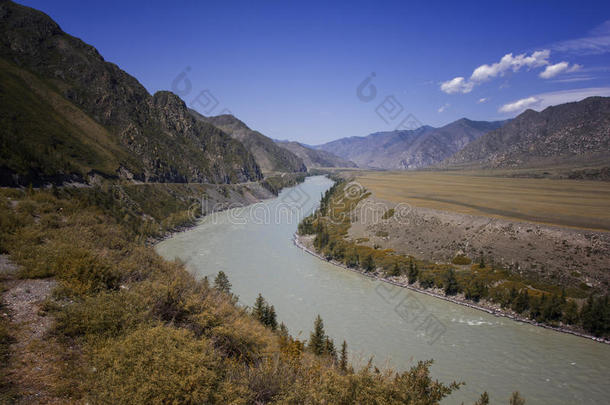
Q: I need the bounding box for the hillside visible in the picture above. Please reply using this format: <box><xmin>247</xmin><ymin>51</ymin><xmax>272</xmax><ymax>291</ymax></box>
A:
<box><xmin>316</xmin><ymin>119</ymin><xmax>503</xmax><ymax>169</ymax></box>
<box><xmin>0</xmin><ymin>0</ymin><xmax>262</xmax><ymax>186</ymax></box>
<box><xmin>274</xmin><ymin>140</ymin><xmax>357</xmax><ymax>168</ymax></box>
<box><xmin>193</xmin><ymin>112</ymin><xmax>307</xmax><ymax>174</ymax></box>
<box><xmin>444</xmin><ymin>97</ymin><xmax>610</xmax><ymax>170</ymax></box>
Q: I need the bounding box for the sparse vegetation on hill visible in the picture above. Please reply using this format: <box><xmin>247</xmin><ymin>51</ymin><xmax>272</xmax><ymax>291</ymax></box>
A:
<box><xmin>0</xmin><ymin>182</ymin><xmax>468</xmax><ymax>403</ymax></box>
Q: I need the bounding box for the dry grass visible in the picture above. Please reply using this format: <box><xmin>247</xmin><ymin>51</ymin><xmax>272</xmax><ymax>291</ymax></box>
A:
<box><xmin>356</xmin><ymin>171</ymin><xmax>610</xmax><ymax>231</ymax></box>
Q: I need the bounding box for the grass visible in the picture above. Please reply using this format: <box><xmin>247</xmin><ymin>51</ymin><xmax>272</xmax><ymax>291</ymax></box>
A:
<box><xmin>356</xmin><ymin>171</ymin><xmax>610</xmax><ymax>231</ymax></box>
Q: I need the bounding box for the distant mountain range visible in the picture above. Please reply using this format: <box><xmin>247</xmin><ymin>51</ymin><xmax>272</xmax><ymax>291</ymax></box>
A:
<box><xmin>191</xmin><ymin>113</ymin><xmax>307</xmax><ymax>174</ymax></box>
<box><xmin>274</xmin><ymin>140</ymin><xmax>357</xmax><ymax>168</ymax></box>
<box><xmin>315</xmin><ymin>119</ymin><xmax>504</xmax><ymax>169</ymax></box>
<box><xmin>443</xmin><ymin>97</ymin><xmax>610</xmax><ymax>170</ymax></box>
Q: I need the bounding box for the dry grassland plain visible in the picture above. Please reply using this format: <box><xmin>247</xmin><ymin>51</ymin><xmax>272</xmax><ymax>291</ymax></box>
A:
<box><xmin>355</xmin><ymin>171</ymin><xmax>610</xmax><ymax>231</ymax></box>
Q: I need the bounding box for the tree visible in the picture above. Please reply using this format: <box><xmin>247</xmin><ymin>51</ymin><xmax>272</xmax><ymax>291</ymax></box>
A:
<box><xmin>475</xmin><ymin>391</ymin><xmax>490</xmax><ymax>405</ymax></box>
<box><xmin>278</xmin><ymin>323</ymin><xmax>289</xmax><ymax>339</ymax></box>
<box><xmin>389</xmin><ymin>261</ymin><xmax>401</xmax><ymax>277</ymax></box>
<box><xmin>362</xmin><ymin>254</ymin><xmax>375</xmax><ymax>272</ymax></box>
<box><xmin>581</xmin><ymin>295</ymin><xmax>610</xmax><ymax>336</ymax></box>
<box><xmin>509</xmin><ymin>391</ymin><xmax>525</xmax><ymax>405</ymax></box>
<box><xmin>479</xmin><ymin>255</ymin><xmax>485</xmax><ymax>268</ymax></box>
<box><xmin>253</xmin><ymin>294</ymin><xmax>278</xmax><ymax>330</ymax></box>
<box><xmin>466</xmin><ymin>280</ymin><xmax>487</xmax><ymax>302</ymax></box>
<box><xmin>264</xmin><ymin>305</ymin><xmax>278</xmax><ymax>331</ymax></box>
<box><xmin>407</xmin><ymin>260</ymin><xmax>419</xmax><ymax>284</ymax></box>
<box><xmin>324</xmin><ymin>337</ymin><xmax>337</xmax><ymax>362</ymax></box>
<box><xmin>213</xmin><ymin>271</ymin><xmax>231</xmax><ymax>294</ymax></box>
<box><xmin>512</xmin><ymin>289</ymin><xmax>530</xmax><ymax>314</ymax></box>
<box><xmin>253</xmin><ymin>293</ymin><xmax>266</xmax><ymax>321</ymax></box>
<box><xmin>562</xmin><ymin>300</ymin><xmax>579</xmax><ymax>325</ymax></box>
<box><xmin>308</xmin><ymin>315</ymin><xmax>326</xmax><ymax>356</ymax></box>
<box><xmin>339</xmin><ymin>340</ymin><xmax>348</xmax><ymax>372</ymax></box>
<box><xmin>444</xmin><ymin>269</ymin><xmax>459</xmax><ymax>296</ymax></box>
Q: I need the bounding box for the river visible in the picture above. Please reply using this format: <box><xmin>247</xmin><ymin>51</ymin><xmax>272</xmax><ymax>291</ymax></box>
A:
<box><xmin>156</xmin><ymin>176</ymin><xmax>610</xmax><ymax>404</ymax></box>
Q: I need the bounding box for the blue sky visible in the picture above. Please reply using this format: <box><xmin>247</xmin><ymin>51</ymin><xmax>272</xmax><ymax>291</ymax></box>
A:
<box><xmin>17</xmin><ymin>0</ymin><xmax>610</xmax><ymax>144</ymax></box>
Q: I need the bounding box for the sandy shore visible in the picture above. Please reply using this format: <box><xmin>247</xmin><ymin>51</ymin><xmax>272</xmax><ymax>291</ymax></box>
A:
<box><xmin>293</xmin><ymin>233</ymin><xmax>610</xmax><ymax>345</ymax></box>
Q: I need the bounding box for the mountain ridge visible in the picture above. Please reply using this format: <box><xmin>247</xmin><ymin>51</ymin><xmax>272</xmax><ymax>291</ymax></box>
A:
<box><xmin>443</xmin><ymin>96</ymin><xmax>610</xmax><ymax>170</ymax></box>
<box><xmin>191</xmin><ymin>112</ymin><xmax>307</xmax><ymax>174</ymax></box>
<box><xmin>274</xmin><ymin>140</ymin><xmax>357</xmax><ymax>168</ymax></box>
<box><xmin>0</xmin><ymin>0</ymin><xmax>262</xmax><ymax>185</ymax></box>
<box><xmin>315</xmin><ymin>118</ymin><xmax>504</xmax><ymax>169</ymax></box>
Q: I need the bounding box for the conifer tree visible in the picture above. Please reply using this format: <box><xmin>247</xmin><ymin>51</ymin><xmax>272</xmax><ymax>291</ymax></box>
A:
<box><xmin>408</xmin><ymin>260</ymin><xmax>419</xmax><ymax>284</ymax></box>
<box><xmin>475</xmin><ymin>391</ymin><xmax>490</xmax><ymax>405</ymax></box>
<box><xmin>444</xmin><ymin>269</ymin><xmax>459</xmax><ymax>295</ymax></box>
<box><xmin>253</xmin><ymin>293</ymin><xmax>266</xmax><ymax>322</ymax></box>
<box><xmin>265</xmin><ymin>305</ymin><xmax>278</xmax><ymax>331</ymax></box>
<box><xmin>339</xmin><ymin>340</ymin><xmax>348</xmax><ymax>372</ymax></box>
<box><xmin>213</xmin><ymin>271</ymin><xmax>232</xmax><ymax>294</ymax></box>
<box><xmin>390</xmin><ymin>261</ymin><xmax>401</xmax><ymax>277</ymax></box>
<box><xmin>363</xmin><ymin>254</ymin><xmax>375</xmax><ymax>272</ymax></box>
<box><xmin>324</xmin><ymin>337</ymin><xmax>337</xmax><ymax>361</ymax></box>
<box><xmin>308</xmin><ymin>315</ymin><xmax>326</xmax><ymax>356</ymax></box>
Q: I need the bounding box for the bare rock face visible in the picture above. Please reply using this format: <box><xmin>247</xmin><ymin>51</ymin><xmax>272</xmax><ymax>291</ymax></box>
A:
<box><xmin>443</xmin><ymin>97</ymin><xmax>610</xmax><ymax>170</ymax></box>
<box><xmin>0</xmin><ymin>0</ymin><xmax>262</xmax><ymax>185</ymax></box>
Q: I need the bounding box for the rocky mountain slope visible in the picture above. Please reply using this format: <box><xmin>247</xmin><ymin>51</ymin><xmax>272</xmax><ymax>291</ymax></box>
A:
<box><xmin>443</xmin><ymin>97</ymin><xmax>610</xmax><ymax>170</ymax></box>
<box><xmin>191</xmin><ymin>112</ymin><xmax>306</xmax><ymax>174</ymax></box>
<box><xmin>316</xmin><ymin>119</ymin><xmax>503</xmax><ymax>169</ymax></box>
<box><xmin>274</xmin><ymin>140</ymin><xmax>357</xmax><ymax>168</ymax></box>
<box><xmin>0</xmin><ymin>0</ymin><xmax>261</xmax><ymax>186</ymax></box>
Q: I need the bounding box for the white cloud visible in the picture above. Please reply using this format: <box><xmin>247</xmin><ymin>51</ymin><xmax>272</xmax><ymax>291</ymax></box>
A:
<box><xmin>437</xmin><ymin>103</ymin><xmax>450</xmax><ymax>113</ymax></box>
<box><xmin>441</xmin><ymin>50</ymin><xmax>552</xmax><ymax>94</ymax></box>
<box><xmin>440</xmin><ymin>77</ymin><xmax>474</xmax><ymax>94</ymax></box>
<box><xmin>478</xmin><ymin>97</ymin><xmax>488</xmax><ymax>103</ymax></box>
<box><xmin>499</xmin><ymin>97</ymin><xmax>539</xmax><ymax>113</ymax></box>
<box><xmin>498</xmin><ymin>87</ymin><xmax>610</xmax><ymax>114</ymax></box>
<box><xmin>539</xmin><ymin>62</ymin><xmax>582</xmax><ymax>79</ymax></box>
<box><xmin>552</xmin><ymin>20</ymin><xmax>610</xmax><ymax>55</ymax></box>
<box><xmin>471</xmin><ymin>50</ymin><xmax>550</xmax><ymax>82</ymax></box>
<box><xmin>551</xmin><ymin>76</ymin><xmax>594</xmax><ymax>83</ymax></box>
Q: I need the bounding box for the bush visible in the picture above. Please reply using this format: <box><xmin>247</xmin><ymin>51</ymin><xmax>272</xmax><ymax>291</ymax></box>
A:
<box><xmin>55</xmin><ymin>249</ymin><xmax>121</xmax><ymax>296</ymax></box>
<box><xmin>451</xmin><ymin>255</ymin><xmax>472</xmax><ymax>265</ymax></box>
<box><xmin>54</xmin><ymin>290</ymin><xmax>143</xmax><ymax>339</ymax></box>
<box><xmin>89</xmin><ymin>325</ymin><xmax>223</xmax><ymax>404</ymax></box>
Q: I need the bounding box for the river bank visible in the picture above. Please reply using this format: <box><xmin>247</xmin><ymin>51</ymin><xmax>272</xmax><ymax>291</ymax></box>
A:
<box><xmin>156</xmin><ymin>175</ymin><xmax>610</xmax><ymax>404</ymax></box>
<box><xmin>293</xmin><ymin>232</ymin><xmax>610</xmax><ymax>345</ymax></box>
<box><xmin>148</xmin><ymin>174</ymin><xmax>309</xmax><ymax>246</ymax></box>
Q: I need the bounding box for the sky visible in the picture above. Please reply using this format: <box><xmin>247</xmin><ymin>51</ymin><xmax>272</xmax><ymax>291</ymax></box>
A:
<box><xmin>16</xmin><ymin>0</ymin><xmax>610</xmax><ymax>144</ymax></box>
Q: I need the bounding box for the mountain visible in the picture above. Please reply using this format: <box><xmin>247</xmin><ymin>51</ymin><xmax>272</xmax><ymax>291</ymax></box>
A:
<box><xmin>444</xmin><ymin>97</ymin><xmax>610</xmax><ymax>169</ymax></box>
<box><xmin>274</xmin><ymin>140</ymin><xmax>357</xmax><ymax>168</ymax></box>
<box><xmin>0</xmin><ymin>0</ymin><xmax>262</xmax><ymax>186</ymax></box>
<box><xmin>191</xmin><ymin>112</ymin><xmax>306</xmax><ymax>174</ymax></box>
<box><xmin>316</xmin><ymin>119</ymin><xmax>503</xmax><ymax>169</ymax></box>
